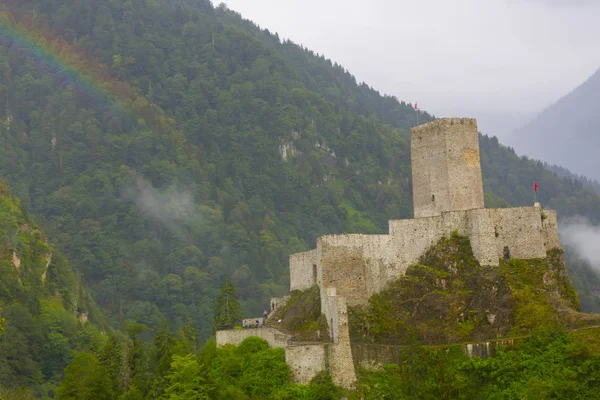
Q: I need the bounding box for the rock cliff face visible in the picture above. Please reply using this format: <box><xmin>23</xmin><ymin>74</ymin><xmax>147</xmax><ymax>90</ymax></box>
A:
<box><xmin>348</xmin><ymin>233</ymin><xmax>593</xmax><ymax>345</ymax></box>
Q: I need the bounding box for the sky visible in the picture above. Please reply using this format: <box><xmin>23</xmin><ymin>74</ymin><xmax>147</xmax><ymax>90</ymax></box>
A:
<box><xmin>222</xmin><ymin>0</ymin><xmax>600</xmax><ymax>141</ymax></box>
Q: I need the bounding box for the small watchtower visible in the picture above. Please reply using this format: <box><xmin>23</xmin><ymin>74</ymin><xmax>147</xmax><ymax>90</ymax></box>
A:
<box><xmin>411</xmin><ymin>118</ymin><xmax>485</xmax><ymax>218</ymax></box>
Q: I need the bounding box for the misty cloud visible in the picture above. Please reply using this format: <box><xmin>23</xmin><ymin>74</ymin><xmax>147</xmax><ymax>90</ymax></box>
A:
<box><xmin>524</xmin><ymin>0</ymin><xmax>598</xmax><ymax>7</ymax></box>
<box><xmin>122</xmin><ymin>176</ymin><xmax>202</xmax><ymax>241</ymax></box>
<box><xmin>224</xmin><ymin>0</ymin><xmax>600</xmax><ymax>141</ymax></box>
<box><xmin>560</xmin><ymin>216</ymin><xmax>600</xmax><ymax>268</ymax></box>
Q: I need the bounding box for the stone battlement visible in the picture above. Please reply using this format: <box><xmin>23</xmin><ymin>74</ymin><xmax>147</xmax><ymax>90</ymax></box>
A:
<box><xmin>410</xmin><ymin>117</ymin><xmax>477</xmax><ymax>134</ymax></box>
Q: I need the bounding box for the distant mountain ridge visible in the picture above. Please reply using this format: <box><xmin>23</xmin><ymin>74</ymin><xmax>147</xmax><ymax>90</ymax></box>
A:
<box><xmin>513</xmin><ymin>68</ymin><xmax>600</xmax><ymax>180</ymax></box>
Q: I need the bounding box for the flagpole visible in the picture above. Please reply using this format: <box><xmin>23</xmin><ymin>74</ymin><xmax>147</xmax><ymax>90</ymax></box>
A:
<box><xmin>415</xmin><ymin>102</ymin><xmax>419</xmax><ymax>126</ymax></box>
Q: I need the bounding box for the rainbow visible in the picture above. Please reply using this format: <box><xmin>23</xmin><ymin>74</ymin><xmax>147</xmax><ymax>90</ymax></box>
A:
<box><xmin>0</xmin><ymin>8</ymin><xmax>135</xmax><ymax>117</ymax></box>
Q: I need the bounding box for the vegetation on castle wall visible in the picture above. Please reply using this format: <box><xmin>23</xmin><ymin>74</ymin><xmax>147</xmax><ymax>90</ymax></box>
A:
<box><xmin>349</xmin><ymin>234</ymin><xmax>590</xmax><ymax>345</ymax></box>
<box><xmin>269</xmin><ymin>286</ymin><xmax>329</xmax><ymax>340</ymax></box>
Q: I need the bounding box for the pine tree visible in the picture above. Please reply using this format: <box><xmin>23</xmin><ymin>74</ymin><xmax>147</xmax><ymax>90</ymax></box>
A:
<box><xmin>212</xmin><ymin>275</ymin><xmax>242</xmax><ymax>332</ymax></box>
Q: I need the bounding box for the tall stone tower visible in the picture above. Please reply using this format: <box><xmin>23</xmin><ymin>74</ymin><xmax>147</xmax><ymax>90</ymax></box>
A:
<box><xmin>411</xmin><ymin>118</ymin><xmax>484</xmax><ymax>218</ymax></box>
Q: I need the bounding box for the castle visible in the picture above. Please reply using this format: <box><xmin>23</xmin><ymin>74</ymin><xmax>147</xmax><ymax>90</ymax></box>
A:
<box><xmin>217</xmin><ymin>118</ymin><xmax>562</xmax><ymax>388</ymax></box>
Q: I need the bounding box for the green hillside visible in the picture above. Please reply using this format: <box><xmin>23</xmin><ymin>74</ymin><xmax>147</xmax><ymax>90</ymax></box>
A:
<box><xmin>0</xmin><ymin>180</ymin><xmax>103</xmax><ymax>396</ymax></box>
<box><xmin>1</xmin><ymin>0</ymin><xmax>599</xmax><ymax>347</ymax></box>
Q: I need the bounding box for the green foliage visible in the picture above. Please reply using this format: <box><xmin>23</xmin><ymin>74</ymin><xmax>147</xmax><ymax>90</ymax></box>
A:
<box><xmin>213</xmin><ymin>275</ymin><xmax>243</xmax><ymax>332</ymax></box>
<box><xmin>0</xmin><ymin>182</ymin><xmax>105</xmax><ymax>395</ymax></box>
<box><xmin>56</xmin><ymin>352</ymin><xmax>113</xmax><ymax>400</ymax></box>
<box><xmin>163</xmin><ymin>353</ymin><xmax>208</xmax><ymax>400</ymax></box>
<box><xmin>356</xmin><ymin>345</ymin><xmax>475</xmax><ymax>399</ymax></box>
<box><xmin>355</xmin><ymin>328</ymin><xmax>600</xmax><ymax>399</ymax></box>
<box><xmin>466</xmin><ymin>327</ymin><xmax>600</xmax><ymax>399</ymax></box>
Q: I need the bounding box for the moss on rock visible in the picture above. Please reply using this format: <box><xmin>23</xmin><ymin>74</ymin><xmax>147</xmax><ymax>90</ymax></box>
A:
<box><xmin>268</xmin><ymin>285</ymin><xmax>328</xmax><ymax>340</ymax></box>
<box><xmin>349</xmin><ymin>234</ymin><xmax>594</xmax><ymax>345</ymax></box>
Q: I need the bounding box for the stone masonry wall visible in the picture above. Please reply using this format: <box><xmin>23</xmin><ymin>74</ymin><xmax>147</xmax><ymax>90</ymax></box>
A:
<box><xmin>290</xmin><ymin>249</ymin><xmax>318</xmax><ymax>291</ymax></box>
<box><xmin>285</xmin><ymin>345</ymin><xmax>326</xmax><ymax>385</ymax></box>
<box><xmin>389</xmin><ymin>210</ymin><xmax>470</xmax><ymax>274</ymax></box>
<box><xmin>444</xmin><ymin>119</ymin><xmax>485</xmax><ymax>214</ymax></box>
<box><xmin>318</xmin><ymin>234</ymin><xmax>396</xmax><ymax>306</ymax></box>
<box><xmin>216</xmin><ymin>327</ymin><xmax>289</xmax><ymax>349</ymax></box>
<box><xmin>389</xmin><ymin>206</ymin><xmax>556</xmax><ymax>267</ymax></box>
<box><xmin>411</xmin><ymin>118</ymin><xmax>484</xmax><ymax>218</ymax></box>
<box><xmin>468</xmin><ymin>206</ymin><xmax>547</xmax><ymax>265</ymax></box>
<box><xmin>321</xmin><ymin>291</ymin><xmax>357</xmax><ymax>389</ymax></box>
<box><xmin>411</xmin><ymin>119</ymin><xmax>450</xmax><ymax>218</ymax></box>
<box><xmin>542</xmin><ymin>210</ymin><xmax>561</xmax><ymax>250</ymax></box>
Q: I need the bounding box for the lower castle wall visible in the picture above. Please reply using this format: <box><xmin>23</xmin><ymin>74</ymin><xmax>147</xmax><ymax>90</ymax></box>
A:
<box><xmin>285</xmin><ymin>345</ymin><xmax>326</xmax><ymax>385</ymax></box>
<box><xmin>216</xmin><ymin>327</ymin><xmax>289</xmax><ymax>349</ymax></box>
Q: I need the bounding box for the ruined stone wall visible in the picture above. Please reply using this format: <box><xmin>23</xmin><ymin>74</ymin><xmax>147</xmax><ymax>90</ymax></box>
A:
<box><xmin>322</xmin><ymin>291</ymin><xmax>357</xmax><ymax>389</ymax></box>
<box><xmin>270</xmin><ymin>295</ymin><xmax>290</xmax><ymax>313</ymax></box>
<box><xmin>290</xmin><ymin>249</ymin><xmax>318</xmax><ymax>292</ymax></box>
<box><xmin>468</xmin><ymin>207</ymin><xmax>547</xmax><ymax>265</ymax></box>
<box><xmin>389</xmin><ymin>210</ymin><xmax>470</xmax><ymax>271</ymax></box>
<box><xmin>542</xmin><ymin>210</ymin><xmax>561</xmax><ymax>250</ymax></box>
<box><xmin>215</xmin><ymin>327</ymin><xmax>289</xmax><ymax>349</ymax></box>
<box><xmin>285</xmin><ymin>345</ymin><xmax>326</xmax><ymax>385</ymax></box>
<box><xmin>411</xmin><ymin>118</ymin><xmax>484</xmax><ymax>218</ymax></box>
<box><xmin>389</xmin><ymin>206</ymin><xmax>552</xmax><ymax>267</ymax></box>
<box><xmin>318</xmin><ymin>234</ymin><xmax>397</xmax><ymax>305</ymax></box>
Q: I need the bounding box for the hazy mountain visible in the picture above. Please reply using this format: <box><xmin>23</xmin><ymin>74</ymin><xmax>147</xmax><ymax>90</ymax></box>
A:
<box><xmin>512</xmin><ymin>68</ymin><xmax>600</xmax><ymax>179</ymax></box>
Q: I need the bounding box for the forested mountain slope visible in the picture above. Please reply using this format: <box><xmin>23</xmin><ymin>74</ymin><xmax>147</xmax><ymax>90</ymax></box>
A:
<box><xmin>1</xmin><ymin>0</ymin><xmax>600</xmax><ymax>344</ymax></box>
<box><xmin>0</xmin><ymin>180</ymin><xmax>102</xmax><ymax>395</ymax></box>
<box><xmin>512</xmin><ymin>68</ymin><xmax>600</xmax><ymax>180</ymax></box>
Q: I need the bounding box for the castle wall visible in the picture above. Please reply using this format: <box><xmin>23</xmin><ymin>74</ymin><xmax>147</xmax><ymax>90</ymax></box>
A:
<box><xmin>542</xmin><ymin>210</ymin><xmax>561</xmax><ymax>250</ymax></box>
<box><xmin>390</xmin><ymin>206</ymin><xmax>554</xmax><ymax>267</ymax></box>
<box><xmin>320</xmin><ymin>290</ymin><xmax>357</xmax><ymax>389</ymax></box>
<box><xmin>467</xmin><ymin>207</ymin><xmax>548</xmax><ymax>265</ymax></box>
<box><xmin>285</xmin><ymin>345</ymin><xmax>326</xmax><ymax>385</ymax></box>
<box><xmin>215</xmin><ymin>327</ymin><xmax>289</xmax><ymax>349</ymax></box>
<box><xmin>290</xmin><ymin>249</ymin><xmax>318</xmax><ymax>291</ymax></box>
<box><xmin>318</xmin><ymin>234</ymin><xmax>397</xmax><ymax>305</ymax></box>
<box><xmin>411</xmin><ymin>119</ymin><xmax>484</xmax><ymax>218</ymax></box>
<box><xmin>389</xmin><ymin>210</ymin><xmax>470</xmax><ymax>270</ymax></box>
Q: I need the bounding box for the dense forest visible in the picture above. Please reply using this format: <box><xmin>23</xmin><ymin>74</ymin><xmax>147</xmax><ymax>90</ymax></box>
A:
<box><xmin>1</xmin><ymin>0</ymin><xmax>600</xmax><ymax>397</ymax></box>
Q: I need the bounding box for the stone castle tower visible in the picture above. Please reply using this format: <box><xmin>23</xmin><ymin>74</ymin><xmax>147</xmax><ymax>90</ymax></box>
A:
<box><xmin>412</xmin><ymin>118</ymin><xmax>485</xmax><ymax>217</ymax></box>
<box><xmin>217</xmin><ymin>118</ymin><xmax>563</xmax><ymax>389</ymax></box>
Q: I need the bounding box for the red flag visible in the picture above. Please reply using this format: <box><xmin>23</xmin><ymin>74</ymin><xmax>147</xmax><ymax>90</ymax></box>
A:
<box><xmin>533</xmin><ymin>181</ymin><xmax>538</xmax><ymax>192</ymax></box>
